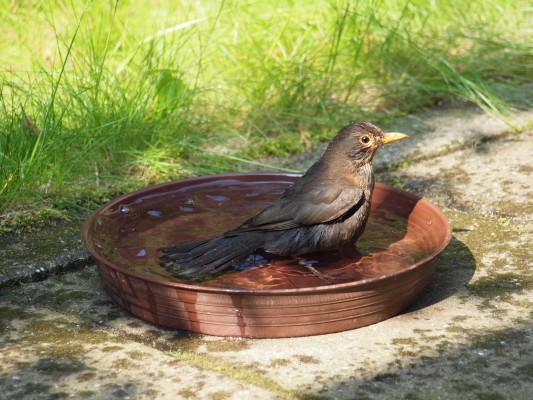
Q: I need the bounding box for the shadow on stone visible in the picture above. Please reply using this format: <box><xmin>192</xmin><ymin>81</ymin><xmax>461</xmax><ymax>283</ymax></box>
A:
<box><xmin>467</xmin><ymin>272</ymin><xmax>533</xmax><ymax>300</ymax></box>
<box><xmin>406</xmin><ymin>235</ymin><xmax>476</xmax><ymax>313</ymax></box>
<box><xmin>1</xmin><ymin>356</ymin><xmax>90</xmax><ymax>399</ymax></box>
<box><xmin>314</xmin><ymin>323</ymin><xmax>533</xmax><ymax>400</ymax></box>
<box><xmin>0</xmin><ymin>352</ymin><xmax>139</xmax><ymax>399</ymax></box>
<box><xmin>32</xmin><ymin>356</ymin><xmax>87</xmax><ymax>375</ymax></box>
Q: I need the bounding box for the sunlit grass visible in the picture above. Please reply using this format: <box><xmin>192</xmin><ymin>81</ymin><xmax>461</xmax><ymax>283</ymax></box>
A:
<box><xmin>0</xmin><ymin>0</ymin><xmax>531</xmax><ymax>219</ymax></box>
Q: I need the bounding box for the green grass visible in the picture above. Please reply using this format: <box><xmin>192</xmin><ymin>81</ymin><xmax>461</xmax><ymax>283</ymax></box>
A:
<box><xmin>0</xmin><ymin>0</ymin><xmax>531</xmax><ymax>223</ymax></box>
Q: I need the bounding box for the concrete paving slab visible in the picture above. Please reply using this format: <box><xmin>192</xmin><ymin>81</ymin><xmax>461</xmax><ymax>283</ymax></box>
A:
<box><xmin>0</xmin><ymin>269</ymin><xmax>280</xmax><ymax>400</ymax></box>
<box><xmin>0</xmin><ymin>219</ymin><xmax>90</xmax><ymax>289</ymax></box>
<box><xmin>270</xmin><ymin>106</ymin><xmax>533</xmax><ymax>173</ymax></box>
<box><xmin>380</xmin><ymin>129</ymin><xmax>533</xmax><ymax>228</ymax></box>
<box><xmin>1</xmin><ymin>104</ymin><xmax>532</xmax><ymax>399</ymax></box>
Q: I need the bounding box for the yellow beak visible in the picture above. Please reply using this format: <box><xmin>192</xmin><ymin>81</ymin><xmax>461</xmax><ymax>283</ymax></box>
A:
<box><xmin>382</xmin><ymin>131</ymin><xmax>408</xmax><ymax>145</ymax></box>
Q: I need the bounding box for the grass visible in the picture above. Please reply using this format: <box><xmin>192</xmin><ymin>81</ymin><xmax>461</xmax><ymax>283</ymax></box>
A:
<box><xmin>0</xmin><ymin>0</ymin><xmax>531</xmax><ymax>227</ymax></box>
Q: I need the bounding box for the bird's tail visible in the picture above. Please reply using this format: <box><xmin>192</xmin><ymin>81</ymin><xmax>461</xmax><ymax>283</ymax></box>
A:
<box><xmin>159</xmin><ymin>234</ymin><xmax>263</xmax><ymax>278</ymax></box>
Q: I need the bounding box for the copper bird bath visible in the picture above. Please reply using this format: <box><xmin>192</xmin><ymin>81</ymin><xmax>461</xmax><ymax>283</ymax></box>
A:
<box><xmin>82</xmin><ymin>173</ymin><xmax>452</xmax><ymax>338</ymax></box>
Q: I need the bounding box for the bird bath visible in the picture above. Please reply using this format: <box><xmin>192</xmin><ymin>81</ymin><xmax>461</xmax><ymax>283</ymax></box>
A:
<box><xmin>82</xmin><ymin>173</ymin><xmax>451</xmax><ymax>338</ymax></box>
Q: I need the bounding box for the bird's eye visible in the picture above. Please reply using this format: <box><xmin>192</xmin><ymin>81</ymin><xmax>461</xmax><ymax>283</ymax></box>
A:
<box><xmin>360</xmin><ymin>135</ymin><xmax>371</xmax><ymax>144</ymax></box>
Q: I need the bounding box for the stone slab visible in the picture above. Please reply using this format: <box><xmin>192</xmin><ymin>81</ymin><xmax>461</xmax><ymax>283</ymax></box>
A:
<box><xmin>1</xmin><ymin>104</ymin><xmax>532</xmax><ymax>399</ymax></box>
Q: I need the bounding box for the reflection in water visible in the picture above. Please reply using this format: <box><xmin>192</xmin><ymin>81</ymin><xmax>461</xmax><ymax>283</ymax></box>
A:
<box><xmin>91</xmin><ymin>178</ymin><xmax>434</xmax><ymax>291</ymax></box>
<box><xmin>136</xmin><ymin>249</ymin><xmax>147</xmax><ymax>257</ymax></box>
<box><xmin>232</xmin><ymin>253</ymin><xmax>269</xmax><ymax>270</ymax></box>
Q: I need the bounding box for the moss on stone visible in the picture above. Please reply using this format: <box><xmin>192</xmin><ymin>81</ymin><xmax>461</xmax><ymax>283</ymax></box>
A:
<box><xmin>102</xmin><ymin>309</ymin><xmax>125</xmax><ymax>321</ymax></box>
<box><xmin>518</xmin><ymin>363</ymin><xmax>533</xmax><ymax>377</ymax></box>
<box><xmin>205</xmin><ymin>338</ymin><xmax>250</xmax><ymax>352</ymax></box>
<box><xmin>78</xmin><ymin>372</ymin><xmax>97</xmax><ymax>381</ymax></box>
<box><xmin>516</xmin><ymin>164</ymin><xmax>533</xmax><ymax>173</ymax></box>
<box><xmin>211</xmin><ymin>390</ymin><xmax>232</xmax><ymax>400</ymax></box>
<box><xmin>452</xmin><ymin>315</ymin><xmax>469</xmax><ymax>322</ymax></box>
<box><xmin>111</xmin><ymin>358</ymin><xmax>134</xmax><ymax>369</ymax></box>
<box><xmin>270</xmin><ymin>358</ymin><xmax>291</xmax><ymax>367</ymax></box>
<box><xmin>177</xmin><ymin>388</ymin><xmax>196</xmax><ymax>398</ymax></box>
<box><xmin>169</xmin><ymin>349</ymin><xmax>299</xmax><ymax>399</ymax></box>
<box><xmin>33</xmin><ymin>357</ymin><xmax>86</xmax><ymax>374</ymax></box>
<box><xmin>476</xmin><ymin>392</ymin><xmax>506</xmax><ymax>400</ymax></box>
<box><xmin>467</xmin><ymin>272</ymin><xmax>532</xmax><ymax>299</ymax></box>
<box><xmin>78</xmin><ymin>390</ymin><xmax>97</xmax><ymax>398</ymax></box>
<box><xmin>17</xmin><ymin>382</ymin><xmax>55</xmax><ymax>397</ymax></box>
<box><xmin>446</xmin><ymin>325</ymin><xmax>468</xmax><ymax>334</ymax></box>
<box><xmin>166</xmin><ymin>333</ymin><xmax>206</xmax><ymax>353</ymax></box>
<box><xmin>391</xmin><ymin>338</ymin><xmax>417</xmax><ymax>345</ymax></box>
<box><xmin>20</xmin><ymin>318</ymin><xmax>123</xmax><ymax>358</ymax></box>
<box><xmin>491</xmin><ymin>199</ymin><xmax>533</xmax><ymax>218</ymax></box>
<box><xmin>48</xmin><ymin>288</ymin><xmax>92</xmax><ymax>308</ymax></box>
<box><xmin>295</xmin><ymin>355</ymin><xmax>320</xmax><ymax>364</ymax></box>
<box><xmin>127</xmin><ymin>350</ymin><xmax>145</xmax><ymax>360</ymax></box>
<box><xmin>397</xmin><ymin>348</ymin><xmax>417</xmax><ymax>357</ymax></box>
<box><xmin>0</xmin><ymin>305</ymin><xmax>36</xmax><ymax>333</ymax></box>
<box><xmin>101</xmin><ymin>345</ymin><xmax>123</xmax><ymax>353</ymax></box>
<box><xmin>0</xmin><ymin>208</ymin><xmax>66</xmax><ymax>236</ymax></box>
<box><xmin>443</xmin><ymin>211</ymin><xmax>532</xmax><ymax>305</ymax></box>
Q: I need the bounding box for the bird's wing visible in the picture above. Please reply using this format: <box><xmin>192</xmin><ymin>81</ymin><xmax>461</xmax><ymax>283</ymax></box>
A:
<box><xmin>292</xmin><ymin>183</ymin><xmax>365</xmax><ymax>225</ymax></box>
<box><xmin>224</xmin><ymin>179</ymin><xmax>365</xmax><ymax>235</ymax></box>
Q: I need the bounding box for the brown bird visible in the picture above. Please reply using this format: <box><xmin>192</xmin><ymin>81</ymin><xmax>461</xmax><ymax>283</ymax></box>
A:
<box><xmin>160</xmin><ymin>122</ymin><xmax>407</xmax><ymax>278</ymax></box>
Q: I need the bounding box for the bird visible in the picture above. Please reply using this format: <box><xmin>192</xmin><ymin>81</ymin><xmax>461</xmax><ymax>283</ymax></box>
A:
<box><xmin>160</xmin><ymin>122</ymin><xmax>407</xmax><ymax>278</ymax></box>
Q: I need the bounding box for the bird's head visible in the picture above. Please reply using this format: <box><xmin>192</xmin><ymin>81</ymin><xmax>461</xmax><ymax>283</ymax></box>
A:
<box><xmin>331</xmin><ymin>122</ymin><xmax>407</xmax><ymax>164</ymax></box>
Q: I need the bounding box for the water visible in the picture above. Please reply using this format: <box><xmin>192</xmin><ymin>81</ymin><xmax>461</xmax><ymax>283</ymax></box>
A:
<box><xmin>89</xmin><ymin>177</ymin><xmax>436</xmax><ymax>291</ymax></box>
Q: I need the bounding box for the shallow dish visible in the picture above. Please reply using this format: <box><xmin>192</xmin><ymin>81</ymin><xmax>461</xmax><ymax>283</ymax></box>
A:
<box><xmin>82</xmin><ymin>173</ymin><xmax>452</xmax><ymax>338</ymax></box>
